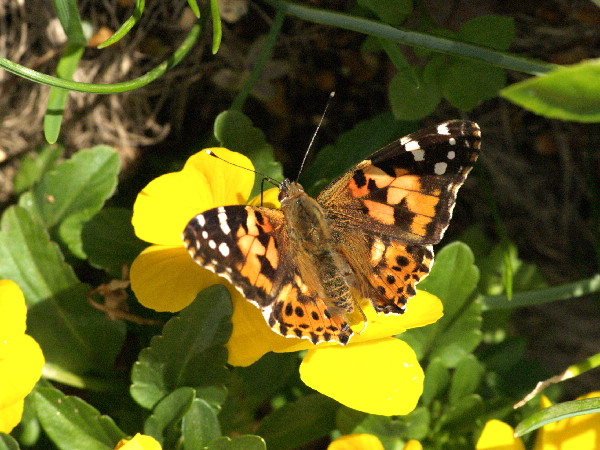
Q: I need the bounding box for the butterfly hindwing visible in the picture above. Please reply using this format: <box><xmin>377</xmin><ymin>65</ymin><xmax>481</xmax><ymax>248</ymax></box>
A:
<box><xmin>183</xmin><ymin>205</ymin><xmax>353</xmax><ymax>344</ymax></box>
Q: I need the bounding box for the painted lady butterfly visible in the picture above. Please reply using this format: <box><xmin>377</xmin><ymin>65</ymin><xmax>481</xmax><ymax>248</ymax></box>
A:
<box><xmin>183</xmin><ymin>120</ymin><xmax>481</xmax><ymax>345</ymax></box>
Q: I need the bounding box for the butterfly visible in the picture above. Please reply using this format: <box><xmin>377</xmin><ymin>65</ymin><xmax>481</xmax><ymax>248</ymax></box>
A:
<box><xmin>183</xmin><ymin>120</ymin><xmax>481</xmax><ymax>345</ymax></box>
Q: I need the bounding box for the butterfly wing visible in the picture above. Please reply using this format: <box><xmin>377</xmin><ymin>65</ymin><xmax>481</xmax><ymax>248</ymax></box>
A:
<box><xmin>183</xmin><ymin>205</ymin><xmax>353</xmax><ymax>345</ymax></box>
<box><xmin>318</xmin><ymin>120</ymin><xmax>481</xmax><ymax>314</ymax></box>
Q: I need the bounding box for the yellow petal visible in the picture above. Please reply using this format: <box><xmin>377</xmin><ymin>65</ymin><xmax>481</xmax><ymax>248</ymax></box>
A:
<box><xmin>476</xmin><ymin>420</ymin><xmax>525</xmax><ymax>450</ymax></box>
<box><xmin>328</xmin><ymin>433</ymin><xmax>385</xmax><ymax>450</ymax></box>
<box><xmin>0</xmin><ymin>280</ymin><xmax>27</xmax><ymax>339</ymax></box>
<box><xmin>300</xmin><ymin>337</ymin><xmax>423</xmax><ymax>415</ymax></box>
<box><xmin>132</xmin><ymin>148</ymin><xmax>254</xmax><ymax>246</ymax></box>
<box><xmin>0</xmin><ymin>399</ymin><xmax>23</xmax><ymax>434</ymax></box>
<box><xmin>535</xmin><ymin>391</ymin><xmax>600</xmax><ymax>450</ymax></box>
<box><xmin>349</xmin><ymin>291</ymin><xmax>443</xmax><ymax>345</ymax></box>
<box><xmin>130</xmin><ymin>245</ymin><xmax>229</xmax><ymax>312</ymax></box>
<box><xmin>404</xmin><ymin>440</ymin><xmax>423</xmax><ymax>450</ymax></box>
<box><xmin>0</xmin><ymin>334</ymin><xmax>45</xmax><ymax>410</ymax></box>
<box><xmin>114</xmin><ymin>433</ymin><xmax>162</xmax><ymax>450</ymax></box>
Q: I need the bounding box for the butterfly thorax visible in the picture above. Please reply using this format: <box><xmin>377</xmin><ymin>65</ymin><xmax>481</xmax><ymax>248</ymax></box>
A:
<box><xmin>279</xmin><ymin>180</ymin><xmax>356</xmax><ymax>315</ymax></box>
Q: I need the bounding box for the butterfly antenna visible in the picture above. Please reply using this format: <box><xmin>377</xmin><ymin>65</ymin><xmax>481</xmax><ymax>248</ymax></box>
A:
<box><xmin>205</xmin><ymin>150</ymin><xmax>280</xmax><ymax>188</ymax></box>
<box><xmin>296</xmin><ymin>91</ymin><xmax>335</xmax><ymax>180</ymax></box>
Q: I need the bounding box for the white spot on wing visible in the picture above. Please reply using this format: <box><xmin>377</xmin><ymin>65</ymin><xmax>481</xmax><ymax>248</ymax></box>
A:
<box><xmin>434</xmin><ymin>162</ymin><xmax>447</xmax><ymax>175</ymax></box>
<box><xmin>405</xmin><ymin>141</ymin><xmax>421</xmax><ymax>152</ymax></box>
<box><xmin>196</xmin><ymin>214</ymin><xmax>206</xmax><ymax>227</ymax></box>
<box><xmin>218</xmin><ymin>242</ymin><xmax>230</xmax><ymax>256</ymax></box>
<box><xmin>448</xmin><ymin>137</ymin><xmax>456</xmax><ymax>146</ymax></box>
<box><xmin>218</xmin><ymin>211</ymin><xmax>231</xmax><ymax>235</ymax></box>
<box><xmin>447</xmin><ymin>150</ymin><xmax>456</xmax><ymax>160</ymax></box>
<box><xmin>437</xmin><ymin>123</ymin><xmax>450</xmax><ymax>135</ymax></box>
<box><xmin>202</xmin><ymin>230</ymin><xmax>208</xmax><ymax>239</ymax></box>
<box><xmin>412</xmin><ymin>149</ymin><xmax>425</xmax><ymax>161</ymax></box>
<box><xmin>208</xmin><ymin>240</ymin><xmax>217</xmax><ymax>249</ymax></box>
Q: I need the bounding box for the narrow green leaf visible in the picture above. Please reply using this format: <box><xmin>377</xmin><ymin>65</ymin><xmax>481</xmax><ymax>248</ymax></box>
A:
<box><xmin>13</xmin><ymin>144</ymin><xmax>63</xmax><ymax>194</ymax></box>
<box><xmin>0</xmin><ymin>434</ymin><xmax>19</xmax><ymax>450</ymax></box>
<box><xmin>0</xmin><ymin>205</ymin><xmax>78</xmax><ymax>304</ymax></box>
<box><xmin>44</xmin><ymin>44</ymin><xmax>85</xmax><ymax>144</ymax></box>
<box><xmin>449</xmin><ymin>355</ymin><xmax>485</xmax><ymax>405</ymax></box>
<box><xmin>34</xmin><ymin>386</ymin><xmax>126</xmax><ymax>450</ymax></box>
<box><xmin>501</xmin><ymin>59</ymin><xmax>600</xmax><ymax>123</ymax></box>
<box><xmin>210</xmin><ymin>0</ymin><xmax>222</xmax><ymax>53</ymax></box>
<box><xmin>97</xmin><ymin>0</ymin><xmax>145</xmax><ymax>48</ymax></box>
<box><xmin>82</xmin><ymin>208</ymin><xmax>148</xmax><ymax>278</ymax></box>
<box><xmin>515</xmin><ymin>397</ymin><xmax>600</xmax><ymax>437</ymax></box>
<box><xmin>300</xmin><ymin>113</ymin><xmax>414</xmax><ymax>195</ymax></box>
<box><xmin>213</xmin><ymin>110</ymin><xmax>283</xmax><ymax>199</ymax></box>
<box><xmin>130</xmin><ymin>285</ymin><xmax>232</xmax><ymax>409</ymax></box>
<box><xmin>206</xmin><ymin>435</ymin><xmax>266</xmax><ymax>450</ymax></box>
<box><xmin>481</xmin><ymin>274</ymin><xmax>600</xmax><ymax>311</ymax></box>
<box><xmin>144</xmin><ymin>387</ymin><xmax>195</xmax><ymax>444</ymax></box>
<box><xmin>182</xmin><ymin>398</ymin><xmax>221</xmax><ymax>448</ymax></box>
<box><xmin>256</xmin><ymin>394</ymin><xmax>339</xmax><ymax>449</ymax></box>
<box><xmin>187</xmin><ymin>0</ymin><xmax>201</xmax><ymax>18</ymax></box>
<box><xmin>52</xmin><ymin>0</ymin><xmax>86</xmax><ymax>45</ymax></box>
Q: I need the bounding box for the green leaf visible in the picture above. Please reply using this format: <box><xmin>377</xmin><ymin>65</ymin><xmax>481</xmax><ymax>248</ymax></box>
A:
<box><xmin>0</xmin><ymin>206</ymin><xmax>78</xmax><ymax>304</ymax></box>
<box><xmin>182</xmin><ymin>398</ymin><xmax>222</xmax><ymax>448</ymax></box>
<box><xmin>0</xmin><ymin>434</ymin><xmax>19</xmax><ymax>450</ymax></box>
<box><xmin>187</xmin><ymin>0</ymin><xmax>201</xmax><ymax>18</ymax></box>
<box><xmin>82</xmin><ymin>208</ymin><xmax>148</xmax><ymax>278</ymax></box>
<box><xmin>213</xmin><ymin>110</ymin><xmax>283</xmax><ymax>199</ymax></box>
<box><xmin>443</xmin><ymin>394</ymin><xmax>484</xmax><ymax>428</ymax></box>
<box><xmin>210</xmin><ymin>0</ymin><xmax>222</xmax><ymax>53</ymax></box>
<box><xmin>237</xmin><ymin>352</ymin><xmax>297</xmax><ymax>403</ymax></box>
<box><xmin>300</xmin><ymin>113</ymin><xmax>414</xmax><ymax>195</ymax></box>
<box><xmin>18</xmin><ymin>146</ymin><xmax>119</xmax><ymax>227</ymax></box>
<box><xmin>459</xmin><ymin>15</ymin><xmax>515</xmax><ymax>51</ymax></box>
<box><xmin>401</xmin><ymin>242</ymin><xmax>481</xmax><ymax>367</ymax></box>
<box><xmin>441</xmin><ymin>60</ymin><xmax>506</xmax><ymax>110</ymax></box>
<box><xmin>34</xmin><ymin>386</ymin><xmax>126</xmax><ymax>450</ymax></box>
<box><xmin>52</xmin><ymin>0</ymin><xmax>85</xmax><ymax>45</ymax></box>
<box><xmin>501</xmin><ymin>59</ymin><xmax>600</xmax><ymax>123</ymax></box>
<box><xmin>144</xmin><ymin>387</ymin><xmax>195</xmax><ymax>445</ymax></box>
<box><xmin>335</xmin><ymin>407</ymin><xmax>368</xmax><ymax>435</ymax></box>
<box><xmin>13</xmin><ymin>144</ymin><xmax>63</xmax><ymax>194</ymax></box>
<box><xmin>354</xmin><ymin>412</ymin><xmax>429</xmax><ymax>448</ymax></box>
<box><xmin>449</xmin><ymin>355</ymin><xmax>485</xmax><ymax>405</ymax></box>
<box><xmin>357</xmin><ymin>0</ymin><xmax>412</xmax><ymax>26</ymax></box>
<box><xmin>0</xmin><ymin>206</ymin><xmax>125</xmax><ymax>373</ymax></box>
<box><xmin>421</xmin><ymin>358</ymin><xmax>450</xmax><ymax>406</ymax></box>
<box><xmin>515</xmin><ymin>396</ymin><xmax>600</xmax><ymax>437</ymax></box>
<box><xmin>97</xmin><ymin>0</ymin><xmax>145</xmax><ymax>49</ymax></box>
<box><xmin>206</xmin><ymin>435</ymin><xmax>266</xmax><ymax>450</ymax></box>
<box><xmin>18</xmin><ymin>146</ymin><xmax>119</xmax><ymax>257</ymax></box>
<box><xmin>389</xmin><ymin>70</ymin><xmax>442</xmax><ymax>120</ymax></box>
<box><xmin>44</xmin><ymin>44</ymin><xmax>85</xmax><ymax>144</ymax></box>
<box><xmin>256</xmin><ymin>393</ymin><xmax>338</xmax><ymax>449</ymax></box>
<box><xmin>130</xmin><ymin>285</ymin><xmax>232</xmax><ymax>409</ymax></box>
<box><xmin>28</xmin><ymin>283</ymin><xmax>127</xmax><ymax>374</ymax></box>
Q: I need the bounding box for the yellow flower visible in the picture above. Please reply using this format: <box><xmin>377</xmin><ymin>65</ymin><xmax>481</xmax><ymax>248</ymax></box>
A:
<box><xmin>477</xmin><ymin>392</ymin><xmax>600</xmax><ymax>450</ymax></box>
<box><xmin>0</xmin><ymin>280</ymin><xmax>45</xmax><ymax>433</ymax></box>
<box><xmin>114</xmin><ymin>433</ymin><xmax>162</xmax><ymax>450</ymax></box>
<box><xmin>328</xmin><ymin>433</ymin><xmax>384</xmax><ymax>450</ymax></box>
<box><xmin>130</xmin><ymin>148</ymin><xmax>444</xmax><ymax>415</ymax></box>
<box><xmin>403</xmin><ymin>440</ymin><xmax>423</xmax><ymax>450</ymax></box>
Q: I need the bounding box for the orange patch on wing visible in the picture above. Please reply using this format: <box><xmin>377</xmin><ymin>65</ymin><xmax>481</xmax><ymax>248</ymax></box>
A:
<box><xmin>265</xmin><ymin>237</ymin><xmax>279</xmax><ymax>270</ymax></box>
<box><xmin>237</xmin><ymin>235</ymin><xmax>265</xmax><ymax>283</ymax></box>
<box><xmin>347</xmin><ymin>173</ymin><xmax>370</xmax><ymax>198</ymax></box>
<box><xmin>362</xmin><ymin>200</ymin><xmax>395</xmax><ymax>225</ymax></box>
<box><xmin>390</xmin><ymin>175</ymin><xmax>423</xmax><ymax>193</ymax></box>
